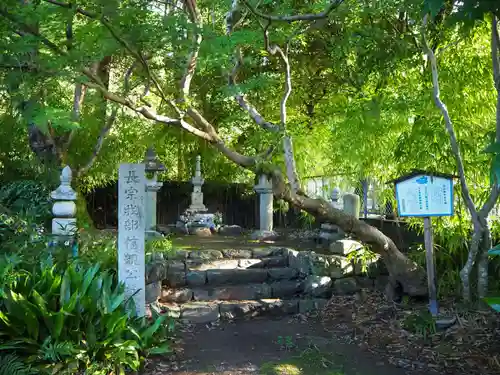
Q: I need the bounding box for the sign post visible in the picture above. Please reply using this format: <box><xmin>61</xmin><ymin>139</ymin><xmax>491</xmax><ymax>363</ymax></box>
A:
<box><xmin>392</xmin><ymin>171</ymin><xmax>455</xmax><ymax>318</ymax></box>
<box><xmin>118</xmin><ymin>163</ymin><xmax>146</xmax><ymax>317</ymax></box>
<box><xmin>423</xmin><ymin>217</ymin><xmax>438</xmax><ymax>316</ymax></box>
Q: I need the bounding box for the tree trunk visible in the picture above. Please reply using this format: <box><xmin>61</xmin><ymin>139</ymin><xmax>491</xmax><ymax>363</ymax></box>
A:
<box><xmin>271</xmin><ymin>170</ymin><xmax>427</xmax><ymax>297</ymax></box>
<box><xmin>477</xmin><ymin>226</ymin><xmax>492</xmax><ymax>299</ymax></box>
<box><xmin>460</xmin><ymin>225</ymin><xmax>483</xmax><ymax>302</ymax></box>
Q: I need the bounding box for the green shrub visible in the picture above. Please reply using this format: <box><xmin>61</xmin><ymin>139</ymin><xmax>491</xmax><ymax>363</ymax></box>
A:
<box><xmin>0</xmin><ymin>354</ymin><xmax>37</xmax><ymax>375</ymax></box>
<box><xmin>0</xmin><ymin>212</ymin><xmax>47</xmax><ymax>255</ymax></box>
<box><xmin>0</xmin><ymin>180</ymin><xmax>52</xmax><ymax>226</ymax></box>
<box><xmin>0</xmin><ymin>257</ymin><xmax>173</xmax><ymax>374</ymax></box>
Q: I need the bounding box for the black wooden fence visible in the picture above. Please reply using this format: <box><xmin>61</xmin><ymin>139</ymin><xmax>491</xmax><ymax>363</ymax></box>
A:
<box><xmin>85</xmin><ymin>181</ymin><xmax>305</xmax><ymax>229</ymax></box>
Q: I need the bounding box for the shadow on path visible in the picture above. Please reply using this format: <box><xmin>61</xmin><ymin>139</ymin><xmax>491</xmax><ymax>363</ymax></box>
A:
<box><xmin>156</xmin><ymin>317</ymin><xmax>419</xmax><ymax>375</ymax></box>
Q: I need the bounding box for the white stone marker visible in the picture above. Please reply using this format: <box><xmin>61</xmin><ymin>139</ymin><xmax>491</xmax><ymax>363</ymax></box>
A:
<box><xmin>254</xmin><ymin>174</ymin><xmax>273</xmax><ymax>231</ymax></box>
<box><xmin>51</xmin><ymin>166</ymin><xmax>77</xmax><ymax>237</ymax></box>
<box><xmin>118</xmin><ymin>164</ymin><xmax>146</xmax><ymax>316</ymax></box>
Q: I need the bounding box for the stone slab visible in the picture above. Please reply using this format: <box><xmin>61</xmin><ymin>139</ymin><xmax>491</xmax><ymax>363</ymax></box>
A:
<box><xmin>167</xmin><ymin>249</ymin><xmax>190</xmax><ymax>260</ymax></box>
<box><xmin>303</xmin><ymin>275</ymin><xmax>333</xmax><ymax>297</ymax></box>
<box><xmin>334</xmin><ymin>277</ymin><xmax>361</xmax><ymax>295</ymax></box>
<box><xmin>168</xmin><ymin>261</ymin><xmax>186</xmax><ymax>272</ymax></box>
<box><xmin>221</xmin><ymin>249</ymin><xmax>253</xmax><ymax>259</ymax></box>
<box><xmin>158</xmin><ymin>302</ymin><xmax>181</xmax><ymax>319</ymax></box>
<box><xmin>145</xmin><ymin>262</ymin><xmax>167</xmax><ymax>284</ymax></box>
<box><xmin>189</xmin><ymin>250</ymin><xmax>224</xmax><ymax>260</ymax></box>
<box><xmin>189</xmin><ymin>227</ymin><xmax>212</xmax><ymax>237</ymax></box>
<box><xmin>267</xmin><ymin>267</ymin><xmax>298</xmax><ymax>281</ymax></box>
<box><xmin>186</xmin><ymin>259</ymin><xmax>239</xmax><ymax>271</ymax></box>
<box><xmin>260</xmin><ymin>299</ymin><xmax>299</xmax><ymax>315</ymax></box>
<box><xmin>238</xmin><ymin>259</ymin><xmax>263</xmax><ymax>268</ymax></box>
<box><xmin>192</xmin><ymin>284</ymin><xmax>272</xmax><ymax>301</ymax></box>
<box><xmin>186</xmin><ymin>271</ymin><xmax>207</xmax><ymax>287</ymax></box>
<box><xmin>251</xmin><ymin>248</ymin><xmax>276</xmax><ymax>258</ymax></box>
<box><xmin>243</xmin><ymin>256</ymin><xmax>288</xmax><ymax>269</ymax></box>
<box><xmin>166</xmin><ymin>261</ymin><xmax>186</xmax><ymax>287</ymax></box>
<box><xmin>219</xmin><ymin>225</ymin><xmax>244</xmax><ymax>236</ymax></box>
<box><xmin>329</xmin><ymin>239</ymin><xmax>364</xmax><ymax>255</ymax></box>
<box><xmin>219</xmin><ymin>301</ymin><xmax>263</xmax><ymax>319</ymax></box>
<box><xmin>165</xmin><ymin>272</ymin><xmax>186</xmax><ymax>287</ymax></box>
<box><xmin>206</xmin><ymin>269</ymin><xmax>269</xmax><ymax>285</ymax></box>
<box><xmin>270</xmin><ymin>280</ymin><xmax>304</xmax><ymax>298</ymax></box>
<box><xmin>287</xmin><ymin>250</ymin><xmax>313</xmax><ymax>275</ymax></box>
<box><xmin>160</xmin><ymin>288</ymin><xmax>193</xmax><ymax>303</ymax></box>
<box><xmin>180</xmin><ymin>302</ymin><xmax>220</xmax><ymax>324</ymax></box>
<box><xmin>145</xmin><ymin>281</ymin><xmax>161</xmax><ymax>304</ymax></box>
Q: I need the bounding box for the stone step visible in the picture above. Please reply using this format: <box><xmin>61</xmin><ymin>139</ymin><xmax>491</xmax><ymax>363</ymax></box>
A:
<box><xmin>189</xmin><ymin>280</ymin><xmax>305</xmax><ymax>301</ymax></box>
<box><xmin>185</xmin><ymin>256</ymin><xmax>288</xmax><ymax>271</ymax></box>
<box><xmin>154</xmin><ymin>298</ymin><xmax>329</xmax><ymax>324</ymax></box>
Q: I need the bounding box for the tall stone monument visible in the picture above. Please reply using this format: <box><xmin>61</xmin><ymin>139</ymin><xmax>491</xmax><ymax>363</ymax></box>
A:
<box><xmin>343</xmin><ymin>193</ymin><xmax>361</xmax><ymax>219</ymax></box>
<box><xmin>118</xmin><ymin>164</ymin><xmax>146</xmax><ymax>316</ymax></box>
<box><xmin>251</xmin><ymin>174</ymin><xmax>277</xmax><ymax>240</ymax></box>
<box><xmin>186</xmin><ymin>155</ymin><xmax>207</xmax><ymax>214</ymax></box>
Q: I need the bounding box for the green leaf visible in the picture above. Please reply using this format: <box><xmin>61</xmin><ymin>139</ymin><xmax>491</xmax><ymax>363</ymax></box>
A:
<box><xmin>483</xmin><ymin>142</ymin><xmax>500</xmax><ymax>154</ymax></box>
<box><xmin>59</xmin><ymin>269</ymin><xmax>71</xmax><ymax>307</ymax></box>
<box><xmin>490</xmin><ymin>154</ymin><xmax>500</xmax><ymax>187</ymax></box>
<box><xmin>140</xmin><ymin>315</ymin><xmax>166</xmax><ymax>343</ymax></box>
<box><xmin>148</xmin><ymin>342</ymin><xmax>172</xmax><ymax>355</ymax></box>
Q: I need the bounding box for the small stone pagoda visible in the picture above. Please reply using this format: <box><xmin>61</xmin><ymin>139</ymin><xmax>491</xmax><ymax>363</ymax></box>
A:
<box><xmin>178</xmin><ymin>155</ymin><xmax>216</xmax><ymax>232</ymax></box>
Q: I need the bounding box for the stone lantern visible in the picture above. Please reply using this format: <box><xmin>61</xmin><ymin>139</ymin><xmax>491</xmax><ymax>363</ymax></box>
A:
<box><xmin>50</xmin><ymin>166</ymin><xmax>78</xmax><ymax>255</ymax></box>
<box><xmin>143</xmin><ymin>147</ymin><xmax>165</xmax><ymax>238</ymax></box>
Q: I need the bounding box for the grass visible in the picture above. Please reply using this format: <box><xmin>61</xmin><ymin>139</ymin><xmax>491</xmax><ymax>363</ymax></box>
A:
<box><xmin>260</xmin><ymin>345</ymin><xmax>347</xmax><ymax>375</ymax></box>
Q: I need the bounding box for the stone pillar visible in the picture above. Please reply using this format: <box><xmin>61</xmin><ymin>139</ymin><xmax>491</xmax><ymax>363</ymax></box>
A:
<box><xmin>145</xmin><ymin>174</ymin><xmax>163</xmax><ymax>238</ymax></box>
<box><xmin>343</xmin><ymin>193</ymin><xmax>361</xmax><ymax>219</ymax></box>
<box><xmin>254</xmin><ymin>174</ymin><xmax>273</xmax><ymax>231</ymax></box>
<box><xmin>50</xmin><ymin>166</ymin><xmax>77</xmax><ymax>254</ymax></box>
<box><xmin>187</xmin><ymin>155</ymin><xmax>207</xmax><ymax>213</ymax></box>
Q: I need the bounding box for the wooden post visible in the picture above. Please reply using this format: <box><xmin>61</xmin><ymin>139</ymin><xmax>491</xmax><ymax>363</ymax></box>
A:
<box><xmin>424</xmin><ymin>217</ymin><xmax>438</xmax><ymax>316</ymax></box>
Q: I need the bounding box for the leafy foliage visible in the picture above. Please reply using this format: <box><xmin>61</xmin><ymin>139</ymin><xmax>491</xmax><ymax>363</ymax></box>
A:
<box><xmin>0</xmin><ymin>258</ymin><xmax>173</xmax><ymax>374</ymax></box>
<box><xmin>0</xmin><ymin>354</ymin><xmax>36</xmax><ymax>375</ymax></box>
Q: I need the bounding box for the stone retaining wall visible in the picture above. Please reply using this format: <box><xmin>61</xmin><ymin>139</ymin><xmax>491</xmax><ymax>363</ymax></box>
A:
<box><xmin>144</xmin><ymin>243</ymin><xmax>389</xmax><ymax>304</ymax></box>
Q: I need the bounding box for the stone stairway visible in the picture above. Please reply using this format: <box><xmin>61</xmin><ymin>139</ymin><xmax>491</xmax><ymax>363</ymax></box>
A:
<box><xmin>146</xmin><ymin>244</ymin><xmax>381</xmax><ymax>324</ymax></box>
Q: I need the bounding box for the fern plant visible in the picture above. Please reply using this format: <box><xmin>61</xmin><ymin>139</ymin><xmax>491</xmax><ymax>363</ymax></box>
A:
<box><xmin>0</xmin><ymin>258</ymin><xmax>173</xmax><ymax>373</ymax></box>
<box><xmin>0</xmin><ymin>354</ymin><xmax>36</xmax><ymax>375</ymax></box>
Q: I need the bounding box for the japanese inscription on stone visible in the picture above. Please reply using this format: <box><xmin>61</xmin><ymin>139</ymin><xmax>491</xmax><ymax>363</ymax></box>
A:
<box><xmin>118</xmin><ymin>164</ymin><xmax>146</xmax><ymax>316</ymax></box>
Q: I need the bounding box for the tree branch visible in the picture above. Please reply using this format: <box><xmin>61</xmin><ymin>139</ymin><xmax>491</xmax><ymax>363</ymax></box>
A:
<box><xmin>228</xmin><ymin>48</ymin><xmax>281</xmax><ymax>132</ymax></box>
<box><xmin>76</xmin><ymin>106</ymin><xmax>118</xmax><ymax>177</ymax></box>
<box><xmin>179</xmin><ymin>0</ymin><xmax>203</xmax><ymax>101</ymax></box>
<box><xmin>262</xmin><ymin>22</ymin><xmax>300</xmax><ymax>193</ymax></box>
<box><xmin>242</xmin><ymin>0</ymin><xmax>344</xmax><ymax>22</ymax></box>
<box><xmin>421</xmin><ymin>15</ymin><xmax>478</xmax><ymax>223</ymax></box>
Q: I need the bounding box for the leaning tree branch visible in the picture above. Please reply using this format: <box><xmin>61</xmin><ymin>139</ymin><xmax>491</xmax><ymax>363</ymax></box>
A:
<box><xmin>242</xmin><ymin>0</ymin><xmax>344</xmax><ymax>22</ymax></box>
<box><xmin>422</xmin><ymin>15</ymin><xmax>479</xmax><ymax>223</ymax></box>
<box><xmin>179</xmin><ymin>0</ymin><xmax>203</xmax><ymax>101</ymax></box>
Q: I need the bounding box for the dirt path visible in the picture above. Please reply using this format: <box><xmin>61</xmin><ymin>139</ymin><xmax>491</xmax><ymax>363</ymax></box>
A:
<box><xmin>147</xmin><ymin>317</ymin><xmax>419</xmax><ymax>375</ymax></box>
